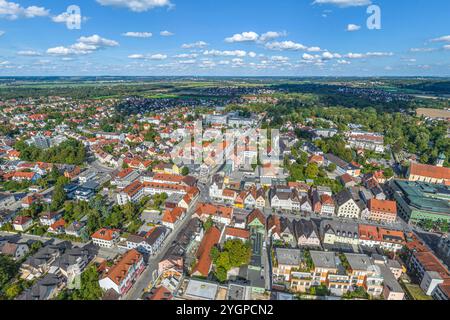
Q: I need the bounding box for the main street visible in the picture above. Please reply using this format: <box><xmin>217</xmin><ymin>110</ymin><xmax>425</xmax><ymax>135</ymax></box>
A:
<box><xmin>122</xmin><ymin>197</ymin><xmax>200</xmax><ymax>300</ymax></box>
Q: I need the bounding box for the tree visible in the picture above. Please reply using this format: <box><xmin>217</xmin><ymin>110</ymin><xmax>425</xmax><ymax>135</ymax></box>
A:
<box><xmin>51</xmin><ymin>182</ymin><xmax>67</xmax><ymax>212</ymax></box>
<box><xmin>211</xmin><ymin>239</ymin><xmax>251</xmax><ymax>283</ymax></box>
<box><xmin>3</xmin><ymin>282</ymin><xmax>22</xmax><ymax>300</ymax></box>
<box><xmin>203</xmin><ymin>216</ymin><xmax>214</xmax><ymax>232</ymax></box>
<box><xmin>305</xmin><ymin>163</ymin><xmax>319</xmax><ymax>179</ymax></box>
<box><xmin>326</xmin><ymin>163</ymin><xmax>337</xmax><ymax>172</ymax></box>
<box><xmin>72</xmin><ymin>266</ymin><xmax>102</xmax><ymax>300</ymax></box>
<box><xmin>0</xmin><ymin>256</ymin><xmax>18</xmax><ymax>291</ymax></box>
<box><xmin>181</xmin><ymin>167</ymin><xmax>190</xmax><ymax>176</ymax></box>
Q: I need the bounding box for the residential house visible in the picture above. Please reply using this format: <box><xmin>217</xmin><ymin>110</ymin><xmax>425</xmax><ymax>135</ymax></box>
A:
<box><xmin>13</xmin><ymin>216</ymin><xmax>33</xmax><ymax>232</ymax></box>
<box><xmin>99</xmin><ymin>249</ymin><xmax>145</xmax><ymax>295</ymax></box>
<box><xmin>0</xmin><ymin>242</ymin><xmax>29</xmax><ymax>260</ymax></box>
<box><xmin>334</xmin><ymin>189</ymin><xmax>361</xmax><ymax>219</ymax></box>
<box><xmin>162</xmin><ymin>207</ymin><xmax>186</xmax><ymax>230</ymax></box>
<box><xmin>294</xmin><ymin>219</ymin><xmax>321</xmax><ymax>248</ymax></box>
<box><xmin>367</xmin><ymin>199</ymin><xmax>397</xmax><ymax>223</ymax></box>
<box><xmin>91</xmin><ymin>228</ymin><xmax>120</xmax><ymax>248</ymax></box>
<box><xmin>191</xmin><ymin>226</ymin><xmax>221</xmax><ymax>277</ymax></box>
<box><xmin>126</xmin><ymin>227</ymin><xmax>168</xmax><ymax>255</ymax></box>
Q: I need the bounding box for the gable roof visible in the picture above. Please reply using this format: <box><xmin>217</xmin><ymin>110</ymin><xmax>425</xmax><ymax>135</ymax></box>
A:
<box><xmin>247</xmin><ymin>209</ymin><xmax>266</xmax><ymax>227</ymax></box>
<box><xmin>192</xmin><ymin>226</ymin><xmax>221</xmax><ymax>277</ymax></box>
<box><xmin>409</xmin><ymin>162</ymin><xmax>450</xmax><ymax>181</ymax></box>
<box><xmin>103</xmin><ymin>249</ymin><xmax>142</xmax><ymax>285</ymax></box>
<box><xmin>368</xmin><ymin>199</ymin><xmax>397</xmax><ymax>215</ymax></box>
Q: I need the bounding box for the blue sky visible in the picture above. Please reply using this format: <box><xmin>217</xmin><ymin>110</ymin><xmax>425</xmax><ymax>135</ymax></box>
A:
<box><xmin>0</xmin><ymin>0</ymin><xmax>449</xmax><ymax>76</ymax></box>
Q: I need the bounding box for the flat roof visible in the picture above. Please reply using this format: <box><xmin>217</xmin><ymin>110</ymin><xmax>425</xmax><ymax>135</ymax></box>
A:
<box><xmin>185</xmin><ymin>279</ymin><xmax>218</xmax><ymax>300</ymax></box>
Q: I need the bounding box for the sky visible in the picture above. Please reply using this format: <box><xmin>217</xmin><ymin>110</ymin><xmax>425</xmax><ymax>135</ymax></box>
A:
<box><xmin>0</xmin><ymin>0</ymin><xmax>449</xmax><ymax>76</ymax></box>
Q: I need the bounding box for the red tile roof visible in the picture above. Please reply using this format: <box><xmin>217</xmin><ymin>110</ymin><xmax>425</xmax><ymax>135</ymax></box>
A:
<box><xmin>162</xmin><ymin>207</ymin><xmax>186</xmax><ymax>224</ymax></box>
<box><xmin>195</xmin><ymin>203</ymin><xmax>233</xmax><ymax>220</ymax></box>
<box><xmin>92</xmin><ymin>228</ymin><xmax>120</xmax><ymax>241</ymax></box>
<box><xmin>409</xmin><ymin>162</ymin><xmax>450</xmax><ymax>180</ymax></box>
<box><xmin>368</xmin><ymin>199</ymin><xmax>397</xmax><ymax>215</ymax></box>
<box><xmin>13</xmin><ymin>216</ymin><xmax>32</xmax><ymax>225</ymax></box>
<box><xmin>104</xmin><ymin>249</ymin><xmax>143</xmax><ymax>285</ymax></box>
<box><xmin>192</xmin><ymin>226</ymin><xmax>221</xmax><ymax>277</ymax></box>
<box><xmin>147</xmin><ymin>286</ymin><xmax>173</xmax><ymax>300</ymax></box>
<box><xmin>247</xmin><ymin>209</ymin><xmax>266</xmax><ymax>227</ymax></box>
<box><xmin>225</xmin><ymin>227</ymin><xmax>250</xmax><ymax>240</ymax></box>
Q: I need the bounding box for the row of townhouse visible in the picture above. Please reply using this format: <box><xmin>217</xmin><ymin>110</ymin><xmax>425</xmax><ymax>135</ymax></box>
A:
<box><xmin>404</xmin><ymin>236</ymin><xmax>450</xmax><ymax>300</ymax></box>
<box><xmin>320</xmin><ymin>220</ymin><xmax>406</xmax><ymax>252</ymax></box>
<box><xmin>209</xmin><ymin>174</ymin><xmax>267</xmax><ymax>208</ymax></box>
<box><xmin>345</xmin><ymin>130</ymin><xmax>385</xmax><ymax>153</ymax></box>
<box><xmin>99</xmin><ymin>249</ymin><xmax>146</xmax><ymax>296</ymax></box>
<box><xmin>267</xmin><ymin>215</ymin><xmax>321</xmax><ymax>248</ymax></box>
<box><xmin>264</xmin><ymin>217</ymin><xmax>406</xmax><ymax>252</ymax></box>
<box><xmin>272</xmin><ymin>248</ymin><xmax>405</xmax><ymax>300</ymax></box>
<box><xmin>334</xmin><ymin>187</ymin><xmax>397</xmax><ymax>223</ymax></box>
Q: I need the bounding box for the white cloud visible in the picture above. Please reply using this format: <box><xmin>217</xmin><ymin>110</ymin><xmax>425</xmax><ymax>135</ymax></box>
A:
<box><xmin>313</xmin><ymin>0</ymin><xmax>372</xmax><ymax>7</ymax></box>
<box><xmin>346</xmin><ymin>24</ymin><xmax>361</xmax><ymax>32</ymax></box>
<box><xmin>17</xmin><ymin>50</ymin><xmax>41</xmax><ymax>56</ymax></box>
<box><xmin>259</xmin><ymin>31</ymin><xmax>287</xmax><ymax>42</ymax></box>
<box><xmin>270</xmin><ymin>55</ymin><xmax>289</xmax><ymax>62</ymax></box>
<box><xmin>266</xmin><ymin>41</ymin><xmax>307</xmax><ymax>51</ymax></box>
<box><xmin>0</xmin><ymin>0</ymin><xmax>49</xmax><ymax>20</ymax></box>
<box><xmin>345</xmin><ymin>53</ymin><xmax>364</xmax><ymax>59</ymax></box>
<box><xmin>225</xmin><ymin>31</ymin><xmax>259</xmax><ymax>43</ymax></box>
<box><xmin>337</xmin><ymin>59</ymin><xmax>351</xmax><ymax>64</ymax></box>
<box><xmin>47</xmin><ymin>34</ymin><xmax>119</xmax><ymax>56</ymax></box>
<box><xmin>302</xmin><ymin>53</ymin><xmax>319</xmax><ymax>60</ymax></box>
<box><xmin>96</xmin><ymin>0</ymin><xmax>172</xmax><ymax>12</ymax></box>
<box><xmin>344</xmin><ymin>52</ymin><xmax>393</xmax><ymax>59</ymax></box>
<box><xmin>178</xmin><ymin>59</ymin><xmax>196</xmax><ymax>64</ymax></box>
<box><xmin>173</xmin><ymin>53</ymin><xmax>198</xmax><ymax>59</ymax></box>
<box><xmin>225</xmin><ymin>30</ymin><xmax>287</xmax><ymax>43</ymax></box>
<box><xmin>410</xmin><ymin>47</ymin><xmax>436</xmax><ymax>53</ymax></box>
<box><xmin>160</xmin><ymin>30</ymin><xmax>174</xmax><ymax>36</ymax></box>
<box><xmin>52</xmin><ymin>11</ymin><xmax>85</xmax><ymax>25</ymax></box>
<box><xmin>122</xmin><ymin>32</ymin><xmax>152</xmax><ymax>38</ymax></box>
<box><xmin>128</xmin><ymin>54</ymin><xmax>145</xmax><ymax>59</ymax></box>
<box><xmin>203</xmin><ymin>50</ymin><xmax>247</xmax><ymax>57</ymax></box>
<box><xmin>149</xmin><ymin>53</ymin><xmax>167</xmax><ymax>60</ymax></box>
<box><xmin>322</xmin><ymin>51</ymin><xmax>341</xmax><ymax>59</ymax></box>
<box><xmin>431</xmin><ymin>35</ymin><xmax>450</xmax><ymax>42</ymax></box>
<box><xmin>444</xmin><ymin>45</ymin><xmax>450</xmax><ymax>51</ymax></box>
<box><xmin>182</xmin><ymin>41</ymin><xmax>208</xmax><ymax>49</ymax></box>
<box><xmin>0</xmin><ymin>30</ymin><xmax>4</xmax><ymax>36</ymax></box>
<box><xmin>78</xmin><ymin>35</ymin><xmax>118</xmax><ymax>47</ymax></box>
<box><xmin>307</xmin><ymin>46</ymin><xmax>322</xmax><ymax>52</ymax></box>
<box><xmin>248</xmin><ymin>51</ymin><xmax>257</xmax><ymax>58</ymax></box>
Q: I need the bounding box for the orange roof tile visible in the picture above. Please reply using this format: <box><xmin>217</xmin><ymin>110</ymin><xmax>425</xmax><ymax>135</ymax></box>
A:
<box><xmin>409</xmin><ymin>162</ymin><xmax>450</xmax><ymax>180</ymax></box>
<box><xmin>225</xmin><ymin>227</ymin><xmax>250</xmax><ymax>239</ymax></box>
<box><xmin>104</xmin><ymin>249</ymin><xmax>143</xmax><ymax>285</ymax></box>
<box><xmin>368</xmin><ymin>199</ymin><xmax>397</xmax><ymax>215</ymax></box>
<box><xmin>192</xmin><ymin>226</ymin><xmax>221</xmax><ymax>277</ymax></box>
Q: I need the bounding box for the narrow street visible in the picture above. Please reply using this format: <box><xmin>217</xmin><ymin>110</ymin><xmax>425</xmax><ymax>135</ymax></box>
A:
<box><xmin>122</xmin><ymin>197</ymin><xmax>200</xmax><ymax>300</ymax></box>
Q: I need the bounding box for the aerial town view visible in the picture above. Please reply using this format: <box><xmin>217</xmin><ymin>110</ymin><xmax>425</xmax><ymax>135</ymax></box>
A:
<box><xmin>0</xmin><ymin>0</ymin><xmax>449</xmax><ymax>308</ymax></box>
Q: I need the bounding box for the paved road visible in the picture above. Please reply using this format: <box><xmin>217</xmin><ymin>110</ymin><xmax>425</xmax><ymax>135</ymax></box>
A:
<box><xmin>0</xmin><ymin>231</ymin><xmax>86</xmax><ymax>247</ymax></box>
<box><xmin>123</xmin><ymin>198</ymin><xmax>200</xmax><ymax>300</ymax></box>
